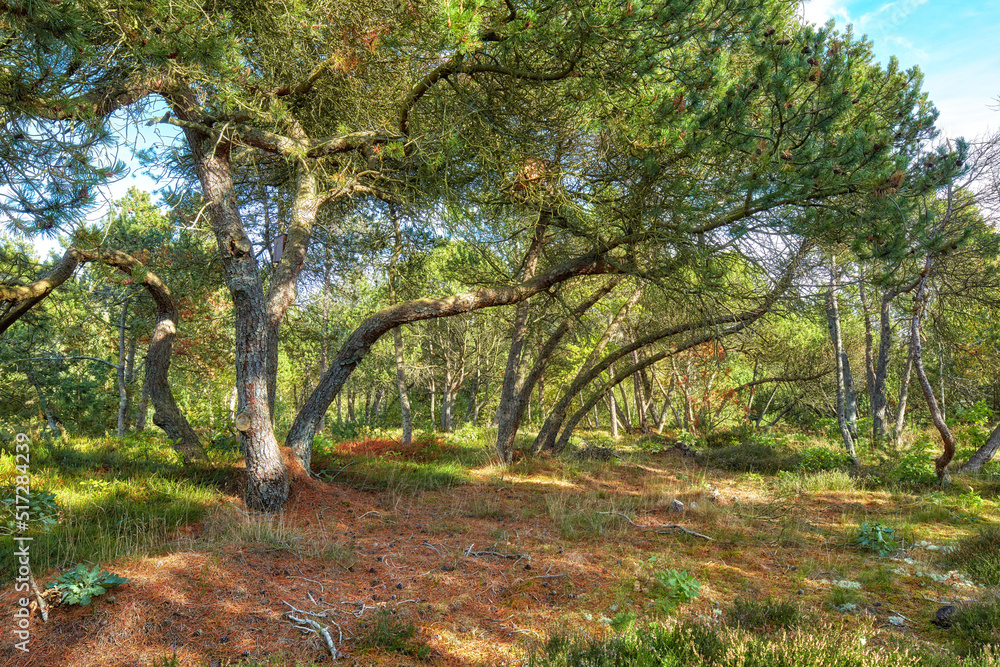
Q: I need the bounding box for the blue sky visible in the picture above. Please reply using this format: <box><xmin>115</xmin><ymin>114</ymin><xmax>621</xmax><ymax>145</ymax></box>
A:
<box><xmin>801</xmin><ymin>0</ymin><xmax>999</xmax><ymax>142</ymax></box>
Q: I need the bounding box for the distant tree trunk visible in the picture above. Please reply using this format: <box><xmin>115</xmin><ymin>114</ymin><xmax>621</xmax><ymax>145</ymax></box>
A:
<box><xmin>892</xmin><ymin>336</ymin><xmax>915</xmax><ymax>444</ymax></box>
<box><xmin>388</xmin><ymin>206</ymin><xmax>412</xmax><ymax>445</ymax></box>
<box><xmin>117</xmin><ymin>297</ymin><xmax>131</xmax><ymax>438</ymax></box>
<box><xmin>608</xmin><ymin>389</ymin><xmax>619</xmax><ymax>439</ymax></box>
<box><xmin>826</xmin><ymin>268</ymin><xmax>859</xmax><ymax>464</ymax></box>
<box><xmin>25</xmin><ymin>370</ymin><xmax>59</xmax><ymax>432</ymax></box>
<box><xmin>961</xmin><ymin>422</ymin><xmax>1000</xmax><ymax>473</ymax></box>
<box><xmin>465</xmin><ymin>364</ymin><xmax>480</xmax><ymax>425</ymax></box>
<box><xmin>911</xmin><ymin>275</ymin><xmax>955</xmax><ymax>484</ymax></box>
<box><xmin>440</xmin><ymin>366</ymin><xmax>454</xmax><ymax>432</ymax></box>
<box><xmin>428</xmin><ymin>375</ymin><xmax>436</xmax><ymax>429</ymax></box>
<box><xmin>136</xmin><ymin>375</ymin><xmax>150</xmax><ymax>431</ymax></box>
<box><xmin>494</xmin><ymin>215</ymin><xmax>547</xmax><ymax>461</ymax></box>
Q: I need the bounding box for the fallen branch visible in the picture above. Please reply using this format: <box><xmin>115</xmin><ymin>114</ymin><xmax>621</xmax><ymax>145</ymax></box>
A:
<box><xmin>465</xmin><ymin>543</ymin><xmax>531</xmax><ymax>561</ymax></box>
<box><xmin>597</xmin><ymin>511</ymin><xmax>713</xmax><ymax>541</ymax></box>
<box><xmin>287</xmin><ymin>614</ymin><xmax>342</xmax><ymax>659</ymax></box>
<box><xmin>29</xmin><ymin>572</ymin><xmax>48</xmax><ymax>622</ymax></box>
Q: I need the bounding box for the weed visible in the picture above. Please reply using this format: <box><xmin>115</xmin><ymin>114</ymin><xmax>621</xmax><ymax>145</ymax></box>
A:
<box><xmin>725</xmin><ymin>596</ymin><xmax>802</xmax><ymax>633</ymax></box>
<box><xmin>941</xmin><ymin>525</ymin><xmax>1000</xmax><ymax>585</ymax></box>
<box><xmin>45</xmin><ymin>563</ymin><xmax>128</xmax><ymax>606</ymax></box>
<box><xmin>776</xmin><ymin>469</ymin><xmax>856</xmax><ymax>496</ymax></box>
<box><xmin>855</xmin><ymin>522</ymin><xmax>898</xmax><ymax>557</ymax></box>
<box><xmin>0</xmin><ymin>486</ymin><xmax>60</xmax><ymax>534</ymax></box>
<box><xmin>638</xmin><ymin>558</ymin><xmax>700</xmax><ymax>614</ymax></box>
<box><xmin>356</xmin><ymin>608</ymin><xmax>430</xmax><ymax>660</ymax></box>
<box><xmin>609</xmin><ymin>609</ymin><xmax>636</xmax><ymax>632</ymax></box>
<box><xmin>796</xmin><ymin>446</ymin><xmax>852</xmax><ymax>473</ymax></box>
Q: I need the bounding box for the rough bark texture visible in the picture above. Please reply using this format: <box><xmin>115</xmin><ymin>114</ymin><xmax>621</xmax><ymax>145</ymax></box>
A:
<box><xmin>181</xmin><ymin>120</ymin><xmax>288</xmax><ymax>510</ymax></box>
<box><xmin>893</xmin><ymin>336</ymin><xmax>915</xmax><ymax>443</ymax></box>
<box><xmin>285</xmin><ymin>253</ymin><xmax>616</xmax><ymax>464</ymax></box>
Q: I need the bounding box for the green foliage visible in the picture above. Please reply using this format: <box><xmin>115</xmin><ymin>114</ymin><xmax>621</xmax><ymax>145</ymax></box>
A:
<box><xmin>45</xmin><ymin>563</ymin><xmax>128</xmax><ymax>606</ymax></box>
<box><xmin>725</xmin><ymin>596</ymin><xmax>802</xmax><ymax>633</ymax></box>
<box><xmin>941</xmin><ymin>525</ymin><xmax>1000</xmax><ymax>586</ymax></box>
<box><xmin>704</xmin><ymin>425</ymin><xmax>753</xmax><ymax>449</ymax></box>
<box><xmin>855</xmin><ymin>522</ymin><xmax>899</xmax><ymax>557</ymax></box>
<box><xmin>356</xmin><ymin>608</ymin><xmax>430</xmax><ymax>660</ymax></box>
<box><xmin>887</xmin><ymin>451</ymin><xmax>938</xmax><ymax>488</ymax></box>
<box><xmin>609</xmin><ymin>610</ymin><xmax>637</xmax><ymax>633</ymax></box>
<box><xmin>952</xmin><ymin>401</ymin><xmax>996</xmax><ymax>427</ymax></box>
<box><xmin>797</xmin><ymin>446</ymin><xmax>851</xmax><ymax>473</ymax></box>
<box><xmin>0</xmin><ymin>486</ymin><xmax>60</xmax><ymax>535</ymax></box>
<box><xmin>641</xmin><ymin>558</ymin><xmax>700</xmax><ymax>614</ymax></box>
<box><xmin>706</xmin><ymin>439</ymin><xmax>798</xmax><ymax>474</ymax></box>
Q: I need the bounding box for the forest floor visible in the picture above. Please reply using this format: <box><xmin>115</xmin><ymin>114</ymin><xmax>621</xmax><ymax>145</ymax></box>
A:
<box><xmin>1</xmin><ymin>427</ymin><xmax>999</xmax><ymax>666</ymax></box>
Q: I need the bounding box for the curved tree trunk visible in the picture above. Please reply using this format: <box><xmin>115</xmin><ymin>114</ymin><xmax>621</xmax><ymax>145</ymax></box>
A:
<box><xmin>494</xmin><ymin>216</ymin><xmax>548</xmax><ymax>461</ymax></box>
<box><xmin>0</xmin><ymin>246</ymin><xmax>206</xmax><ymax>461</ymax></box>
<box><xmin>911</xmin><ymin>275</ymin><xmax>955</xmax><ymax>484</ymax></box>
<box><xmin>493</xmin><ymin>277</ymin><xmax>620</xmax><ymax>460</ymax></box>
<box><xmin>533</xmin><ymin>283</ymin><xmax>645</xmax><ymax>452</ymax></box>
<box><xmin>285</xmin><ymin>252</ymin><xmax>615</xmax><ymax>467</ymax></box>
<box><xmin>960</xmin><ymin>422</ymin><xmax>1000</xmax><ymax>473</ymax></box>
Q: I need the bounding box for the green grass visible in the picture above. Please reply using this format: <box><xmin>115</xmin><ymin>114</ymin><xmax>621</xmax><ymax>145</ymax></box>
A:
<box><xmin>951</xmin><ymin>596</ymin><xmax>1000</xmax><ymax>657</ymax></box>
<box><xmin>355</xmin><ymin>608</ymin><xmax>430</xmax><ymax>660</ymax></box>
<box><xmin>527</xmin><ymin>621</ymin><xmax>1000</xmax><ymax>666</ymax></box>
<box><xmin>0</xmin><ymin>433</ymin><xmax>225</xmax><ymax>582</ymax></box>
<box><xmin>941</xmin><ymin>525</ymin><xmax>1000</xmax><ymax>586</ymax></box>
<box><xmin>725</xmin><ymin>596</ymin><xmax>803</xmax><ymax>633</ymax></box>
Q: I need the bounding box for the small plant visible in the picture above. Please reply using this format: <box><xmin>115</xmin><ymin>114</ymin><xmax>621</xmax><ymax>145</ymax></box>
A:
<box><xmin>855</xmin><ymin>521</ymin><xmax>899</xmax><ymax>557</ymax></box>
<box><xmin>725</xmin><ymin>596</ymin><xmax>801</xmax><ymax>633</ymax></box>
<box><xmin>45</xmin><ymin>563</ymin><xmax>129</xmax><ymax>606</ymax></box>
<box><xmin>1</xmin><ymin>487</ymin><xmax>60</xmax><ymax>535</ymax></box>
<box><xmin>888</xmin><ymin>451</ymin><xmax>937</xmax><ymax>487</ymax></box>
<box><xmin>641</xmin><ymin>558</ymin><xmax>700</xmax><ymax>613</ymax></box>
<box><xmin>356</xmin><ymin>608</ymin><xmax>429</xmax><ymax>659</ymax></box>
<box><xmin>609</xmin><ymin>609</ymin><xmax>637</xmax><ymax>632</ymax></box>
<box><xmin>829</xmin><ymin>584</ymin><xmax>862</xmax><ymax>610</ymax></box>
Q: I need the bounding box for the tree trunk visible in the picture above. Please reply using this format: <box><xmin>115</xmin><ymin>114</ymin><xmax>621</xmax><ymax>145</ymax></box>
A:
<box><xmin>182</xmin><ymin>121</ymin><xmax>287</xmax><ymax>510</ymax></box>
<box><xmin>25</xmin><ymin>370</ymin><xmax>59</xmax><ymax>432</ymax></box>
<box><xmin>465</xmin><ymin>363</ymin><xmax>480</xmax><ymax>425</ymax></box>
<box><xmin>494</xmin><ymin>277</ymin><xmax>619</xmax><ymax>457</ymax></box>
<box><xmin>393</xmin><ymin>326</ymin><xmax>413</xmax><ymax>444</ymax></box>
<box><xmin>494</xmin><ymin>216</ymin><xmax>547</xmax><ymax>462</ymax></box>
<box><xmin>961</xmin><ymin>422</ymin><xmax>1000</xmax><ymax>473</ymax></box>
<box><xmin>608</xmin><ymin>389</ymin><xmax>619</xmax><ymax>439</ymax></box>
<box><xmin>117</xmin><ymin>296</ymin><xmax>130</xmax><ymax>438</ymax></box>
<box><xmin>533</xmin><ymin>283</ymin><xmax>645</xmax><ymax>452</ymax></box>
<box><xmin>284</xmin><ymin>251</ymin><xmax>615</xmax><ymax>463</ymax></box>
<box><xmin>826</xmin><ymin>269</ymin><xmax>859</xmax><ymax>464</ymax></box>
<box><xmin>893</xmin><ymin>335</ymin><xmax>916</xmax><ymax>444</ymax></box>
<box><xmin>911</xmin><ymin>276</ymin><xmax>955</xmax><ymax>484</ymax></box>
<box><xmin>136</xmin><ymin>374</ymin><xmax>150</xmax><ymax>431</ymax></box>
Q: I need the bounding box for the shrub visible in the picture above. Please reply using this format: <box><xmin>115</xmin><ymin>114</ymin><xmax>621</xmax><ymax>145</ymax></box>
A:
<box><xmin>888</xmin><ymin>452</ymin><xmax>937</xmax><ymax>487</ymax></box>
<box><xmin>45</xmin><ymin>563</ymin><xmax>128</xmax><ymax>606</ymax></box>
<box><xmin>707</xmin><ymin>440</ymin><xmax>798</xmax><ymax>474</ymax></box>
<box><xmin>1</xmin><ymin>486</ymin><xmax>60</xmax><ymax>535</ymax></box>
<box><xmin>725</xmin><ymin>596</ymin><xmax>801</xmax><ymax>633</ymax></box>
<box><xmin>639</xmin><ymin>558</ymin><xmax>700</xmax><ymax>614</ymax></box>
<box><xmin>797</xmin><ymin>446</ymin><xmax>851</xmax><ymax>473</ymax></box>
<box><xmin>855</xmin><ymin>522</ymin><xmax>899</xmax><ymax>557</ymax></box>
<box><xmin>942</xmin><ymin>525</ymin><xmax>1000</xmax><ymax>586</ymax></box>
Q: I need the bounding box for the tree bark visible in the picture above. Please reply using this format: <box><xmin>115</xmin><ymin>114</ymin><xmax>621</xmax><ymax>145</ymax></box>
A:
<box><xmin>181</xmin><ymin>121</ymin><xmax>287</xmax><ymax>510</ymax></box>
<box><xmin>892</xmin><ymin>334</ymin><xmax>915</xmax><ymax>443</ymax></box>
<box><xmin>961</xmin><ymin>422</ymin><xmax>1000</xmax><ymax>473</ymax></box>
<box><xmin>494</xmin><ymin>216</ymin><xmax>547</xmax><ymax>461</ymax></box>
<box><xmin>911</xmin><ymin>275</ymin><xmax>955</xmax><ymax>484</ymax></box>
<box><xmin>826</xmin><ymin>268</ymin><xmax>859</xmax><ymax>464</ymax></box>
<box><xmin>116</xmin><ymin>296</ymin><xmax>130</xmax><ymax>438</ymax></box>
<box><xmin>389</xmin><ymin>206</ymin><xmax>413</xmax><ymax>445</ymax></box>
<box><xmin>533</xmin><ymin>283</ymin><xmax>645</xmax><ymax>452</ymax></box>
<box><xmin>493</xmin><ymin>277</ymin><xmax>619</xmax><ymax>459</ymax></box>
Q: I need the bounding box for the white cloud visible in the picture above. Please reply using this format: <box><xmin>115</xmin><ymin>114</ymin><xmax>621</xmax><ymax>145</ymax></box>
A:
<box><xmin>800</xmin><ymin>0</ymin><xmax>851</xmax><ymax>26</ymax></box>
